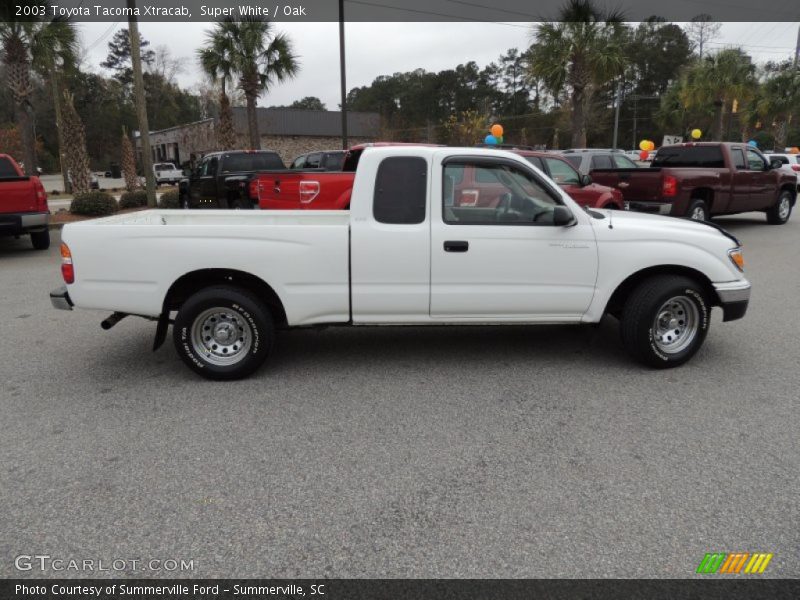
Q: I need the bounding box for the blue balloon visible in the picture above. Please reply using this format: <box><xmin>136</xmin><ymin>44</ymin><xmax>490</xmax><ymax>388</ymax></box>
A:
<box><xmin>485</xmin><ymin>134</ymin><xmax>498</xmax><ymax>145</ymax></box>
<box><xmin>748</xmin><ymin>140</ymin><xmax>757</xmax><ymax>147</ymax></box>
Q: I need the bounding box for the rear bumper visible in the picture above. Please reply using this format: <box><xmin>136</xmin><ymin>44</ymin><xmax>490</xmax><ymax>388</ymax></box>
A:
<box><xmin>50</xmin><ymin>286</ymin><xmax>73</xmax><ymax>311</ymax></box>
<box><xmin>0</xmin><ymin>211</ymin><xmax>49</xmax><ymax>235</ymax></box>
<box><xmin>625</xmin><ymin>201</ymin><xmax>673</xmax><ymax>215</ymax></box>
<box><xmin>714</xmin><ymin>281</ymin><xmax>751</xmax><ymax>322</ymax></box>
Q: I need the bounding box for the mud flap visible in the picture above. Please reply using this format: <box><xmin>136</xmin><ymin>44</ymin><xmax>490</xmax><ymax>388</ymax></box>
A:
<box><xmin>153</xmin><ymin>311</ymin><xmax>171</xmax><ymax>351</ymax></box>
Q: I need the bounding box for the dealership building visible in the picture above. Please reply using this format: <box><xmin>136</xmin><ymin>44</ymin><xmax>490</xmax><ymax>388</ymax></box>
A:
<box><xmin>137</xmin><ymin>107</ymin><xmax>381</xmax><ymax>167</ymax></box>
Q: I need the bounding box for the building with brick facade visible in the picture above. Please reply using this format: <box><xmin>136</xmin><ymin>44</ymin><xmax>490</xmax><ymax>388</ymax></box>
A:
<box><xmin>137</xmin><ymin>107</ymin><xmax>380</xmax><ymax>168</ymax></box>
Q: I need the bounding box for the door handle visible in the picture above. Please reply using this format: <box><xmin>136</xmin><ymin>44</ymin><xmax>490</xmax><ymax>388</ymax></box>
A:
<box><xmin>444</xmin><ymin>240</ymin><xmax>469</xmax><ymax>252</ymax></box>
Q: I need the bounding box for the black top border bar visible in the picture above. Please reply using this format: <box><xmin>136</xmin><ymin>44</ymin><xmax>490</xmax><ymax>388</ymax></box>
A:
<box><xmin>4</xmin><ymin>0</ymin><xmax>799</xmax><ymax>22</ymax></box>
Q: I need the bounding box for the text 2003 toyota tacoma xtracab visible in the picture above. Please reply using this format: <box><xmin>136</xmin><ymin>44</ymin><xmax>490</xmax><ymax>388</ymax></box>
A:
<box><xmin>50</xmin><ymin>147</ymin><xmax>751</xmax><ymax>380</ymax></box>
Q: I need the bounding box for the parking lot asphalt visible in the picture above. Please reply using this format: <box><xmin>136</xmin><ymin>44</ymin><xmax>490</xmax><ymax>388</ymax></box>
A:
<box><xmin>1</xmin><ymin>213</ymin><xmax>798</xmax><ymax>579</ymax></box>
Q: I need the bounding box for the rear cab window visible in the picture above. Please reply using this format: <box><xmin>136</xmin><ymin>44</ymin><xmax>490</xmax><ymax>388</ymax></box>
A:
<box><xmin>652</xmin><ymin>146</ymin><xmax>725</xmax><ymax>168</ymax></box>
<box><xmin>221</xmin><ymin>152</ymin><xmax>285</xmax><ymax>173</ymax></box>
<box><xmin>373</xmin><ymin>157</ymin><xmax>428</xmax><ymax>224</ymax></box>
<box><xmin>0</xmin><ymin>157</ymin><xmax>19</xmax><ymax>177</ymax></box>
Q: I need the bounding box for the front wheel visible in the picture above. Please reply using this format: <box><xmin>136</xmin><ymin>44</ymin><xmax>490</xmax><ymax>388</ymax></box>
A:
<box><xmin>173</xmin><ymin>286</ymin><xmax>274</xmax><ymax>380</ymax></box>
<box><xmin>30</xmin><ymin>229</ymin><xmax>50</xmax><ymax>250</ymax></box>
<box><xmin>620</xmin><ymin>275</ymin><xmax>710</xmax><ymax>368</ymax></box>
<box><xmin>766</xmin><ymin>190</ymin><xmax>793</xmax><ymax>225</ymax></box>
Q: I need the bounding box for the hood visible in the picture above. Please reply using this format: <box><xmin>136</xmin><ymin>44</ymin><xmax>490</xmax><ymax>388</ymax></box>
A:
<box><xmin>590</xmin><ymin>208</ymin><xmax>740</xmax><ymax>246</ymax></box>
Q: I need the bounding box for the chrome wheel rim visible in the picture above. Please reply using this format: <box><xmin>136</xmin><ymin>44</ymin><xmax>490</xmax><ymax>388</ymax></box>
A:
<box><xmin>778</xmin><ymin>196</ymin><xmax>790</xmax><ymax>220</ymax></box>
<box><xmin>653</xmin><ymin>296</ymin><xmax>699</xmax><ymax>355</ymax></box>
<box><xmin>690</xmin><ymin>206</ymin><xmax>706</xmax><ymax>221</ymax></box>
<box><xmin>191</xmin><ymin>308</ymin><xmax>252</xmax><ymax>366</ymax></box>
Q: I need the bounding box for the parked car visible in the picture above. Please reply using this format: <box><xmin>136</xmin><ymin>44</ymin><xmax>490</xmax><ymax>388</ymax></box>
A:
<box><xmin>179</xmin><ymin>150</ymin><xmax>286</xmax><ymax>209</ymax></box>
<box><xmin>561</xmin><ymin>149</ymin><xmax>640</xmax><ymax>174</ymax></box>
<box><xmin>289</xmin><ymin>150</ymin><xmax>346</xmax><ymax>171</ymax></box>
<box><xmin>153</xmin><ymin>162</ymin><xmax>183</xmax><ymax>186</ymax></box>
<box><xmin>0</xmin><ymin>153</ymin><xmax>50</xmax><ymax>250</ymax></box>
<box><xmin>254</xmin><ymin>143</ymin><xmax>440</xmax><ymax>210</ymax></box>
<box><xmin>764</xmin><ymin>153</ymin><xmax>800</xmax><ymax>190</ymax></box>
<box><xmin>513</xmin><ymin>150</ymin><xmax>625</xmax><ymax>209</ymax></box>
<box><xmin>589</xmin><ymin>142</ymin><xmax>796</xmax><ymax>224</ymax></box>
<box><xmin>51</xmin><ymin>146</ymin><xmax>750</xmax><ymax>380</ymax></box>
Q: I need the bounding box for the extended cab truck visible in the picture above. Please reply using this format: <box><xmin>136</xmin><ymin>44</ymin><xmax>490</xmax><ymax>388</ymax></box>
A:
<box><xmin>50</xmin><ymin>147</ymin><xmax>751</xmax><ymax>380</ymax></box>
<box><xmin>589</xmin><ymin>142</ymin><xmax>796</xmax><ymax>224</ymax></box>
<box><xmin>179</xmin><ymin>150</ymin><xmax>286</xmax><ymax>209</ymax></box>
<box><xmin>257</xmin><ymin>146</ymin><xmax>624</xmax><ymax>211</ymax></box>
<box><xmin>0</xmin><ymin>154</ymin><xmax>50</xmax><ymax>250</ymax></box>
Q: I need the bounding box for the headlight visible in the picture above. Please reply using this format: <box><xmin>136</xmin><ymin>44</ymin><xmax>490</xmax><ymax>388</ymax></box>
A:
<box><xmin>728</xmin><ymin>247</ymin><xmax>744</xmax><ymax>272</ymax></box>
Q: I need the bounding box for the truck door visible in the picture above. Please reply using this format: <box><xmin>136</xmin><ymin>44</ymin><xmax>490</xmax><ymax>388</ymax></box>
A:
<box><xmin>350</xmin><ymin>155</ymin><xmax>431</xmax><ymax>322</ymax></box>
<box><xmin>745</xmin><ymin>148</ymin><xmax>773</xmax><ymax>210</ymax></box>
<box><xmin>729</xmin><ymin>147</ymin><xmax>752</xmax><ymax>212</ymax></box>
<box><xmin>430</xmin><ymin>155</ymin><xmax>598</xmax><ymax>319</ymax></box>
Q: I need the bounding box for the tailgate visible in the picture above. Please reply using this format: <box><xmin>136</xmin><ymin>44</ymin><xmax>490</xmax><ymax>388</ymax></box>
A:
<box><xmin>0</xmin><ymin>177</ymin><xmax>37</xmax><ymax>212</ymax></box>
<box><xmin>589</xmin><ymin>168</ymin><xmax>664</xmax><ymax>202</ymax></box>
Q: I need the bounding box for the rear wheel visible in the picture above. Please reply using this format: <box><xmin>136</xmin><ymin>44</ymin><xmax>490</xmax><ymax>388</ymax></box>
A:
<box><xmin>687</xmin><ymin>199</ymin><xmax>708</xmax><ymax>221</ymax></box>
<box><xmin>173</xmin><ymin>286</ymin><xmax>274</xmax><ymax>380</ymax></box>
<box><xmin>620</xmin><ymin>275</ymin><xmax>710</xmax><ymax>368</ymax></box>
<box><xmin>766</xmin><ymin>190</ymin><xmax>793</xmax><ymax>225</ymax></box>
<box><xmin>30</xmin><ymin>229</ymin><xmax>50</xmax><ymax>250</ymax></box>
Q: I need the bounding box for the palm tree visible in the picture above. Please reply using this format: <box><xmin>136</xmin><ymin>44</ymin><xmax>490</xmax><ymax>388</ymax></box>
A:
<box><xmin>678</xmin><ymin>48</ymin><xmax>756</xmax><ymax>141</ymax></box>
<box><xmin>528</xmin><ymin>0</ymin><xmax>628</xmax><ymax>147</ymax></box>
<box><xmin>757</xmin><ymin>64</ymin><xmax>800</xmax><ymax>149</ymax></box>
<box><xmin>0</xmin><ymin>6</ymin><xmax>77</xmax><ymax>174</ymax></box>
<box><xmin>198</xmin><ymin>32</ymin><xmax>237</xmax><ymax>150</ymax></box>
<box><xmin>199</xmin><ymin>18</ymin><xmax>298</xmax><ymax>149</ymax></box>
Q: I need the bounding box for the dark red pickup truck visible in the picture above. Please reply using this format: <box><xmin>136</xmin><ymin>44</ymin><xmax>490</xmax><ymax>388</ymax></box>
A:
<box><xmin>589</xmin><ymin>142</ymin><xmax>796</xmax><ymax>224</ymax></box>
<box><xmin>254</xmin><ymin>144</ymin><xmax>623</xmax><ymax>210</ymax></box>
<box><xmin>0</xmin><ymin>154</ymin><xmax>50</xmax><ymax>249</ymax></box>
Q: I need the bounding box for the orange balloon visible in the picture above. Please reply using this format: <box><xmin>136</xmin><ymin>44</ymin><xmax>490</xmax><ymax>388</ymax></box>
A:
<box><xmin>490</xmin><ymin>124</ymin><xmax>504</xmax><ymax>138</ymax></box>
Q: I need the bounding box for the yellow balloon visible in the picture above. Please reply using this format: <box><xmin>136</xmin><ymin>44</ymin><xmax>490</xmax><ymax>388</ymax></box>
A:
<box><xmin>647</xmin><ymin>140</ymin><xmax>656</xmax><ymax>152</ymax></box>
<box><xmin>491</xmin><ymin>124</ymin><xmax>504</xmax><ymax>138</ymax></box>
<box><xmin>639</xmin><ymin>140</ymin><xmax>649</xmax><ymax>151</ymax></box>
<box><xmin>691</xmin><ymin>129</ymin><xmax>702</xmax><ymax>140</ymax></box>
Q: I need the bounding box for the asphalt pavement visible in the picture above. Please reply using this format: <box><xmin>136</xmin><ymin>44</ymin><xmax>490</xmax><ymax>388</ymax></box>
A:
<box><xmin>1</xmin><ymin>213</ymin><xmax>798</xmax><ymax>578</ymax></box>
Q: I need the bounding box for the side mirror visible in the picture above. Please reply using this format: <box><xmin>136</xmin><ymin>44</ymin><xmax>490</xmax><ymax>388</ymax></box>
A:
<box><xmin>553</xmin><ymin>205</ymin><xmax>574</xmax><ymax>226</ymax></box>
<box><xmin>580</xmin><ymin>174</ymin><xmax>592</xmax><ymax>187</ymax></box>
<box><xmin>770</xmin><ymin>159</ymin><xmax>783</xmax><ymax>170</ymax></box>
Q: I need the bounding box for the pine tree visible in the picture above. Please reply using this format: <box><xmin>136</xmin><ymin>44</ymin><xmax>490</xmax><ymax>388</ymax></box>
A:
<box><xmin>120</xmin><ymin>127</ymin><xmax>139</xmax><ymax>192</ymax></box>
<box><xmin>61</xmin><ymin>91</ymin><xmax>91</xmax><ymax>194</ymax></box>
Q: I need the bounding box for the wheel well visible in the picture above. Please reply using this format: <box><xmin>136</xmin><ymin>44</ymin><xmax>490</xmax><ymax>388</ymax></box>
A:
<box><xmin>604</xmin><ymin>265</ymin><xmax>719</xmax><ymax>317</ymax></box>
<box><xmin>163</xmin><ymin>269</ymin><xmax>288</xmax><ymax>327</ymax></box>
<box><xmin>779</xmin><ymin>184</ymin><xmax>797</xmax><ymax>205</ymax></box>
<box><xmin>690</xmin><ymin>188</ymin><xmax>714</xmax><ymax>210</ymax></box>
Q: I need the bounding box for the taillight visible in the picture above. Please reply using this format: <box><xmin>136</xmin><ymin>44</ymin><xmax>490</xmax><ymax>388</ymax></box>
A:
<box><xmin>249</xmin><ymin>179</ymin><xmax>260</xmax><ymax>202</ymax></box>
<box><xmin>299</xmin><ymin>181</ymin><xmax>320</xmax><ymax>204</ymax></box>
<box><xmin>61</xmin><ymin>243</ymin><xmax>74</xmax><ymax>284</ymax></box>
<box><xmin>662</xmin><ymin>175</ymin><xmax>678</xmax><ymax>197</ymax></box>
<box><xmin>34</xmin><ymin>178</ymin><xmax>48</xmax><ymax>211</ymax></box>
<box><xmin>791</xmin><ymin>165</ymin><xmax>800</xmax><ymax>172</ymax></box>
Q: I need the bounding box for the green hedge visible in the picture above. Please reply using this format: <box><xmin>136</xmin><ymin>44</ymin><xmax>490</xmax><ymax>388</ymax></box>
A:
<box><xmin>158</xmin><ymin>189</ymin><xmax>181</xmax><ymax>209</ymax></box>
<box><xmin>70</xmin><ymin>192</ymin><xmax>119</xmax><ymax>216</ymax></box>
<box><xmin>119</xmin><ymin>190</ymin><xmax>148</xmax><ymax>209</ymax></box>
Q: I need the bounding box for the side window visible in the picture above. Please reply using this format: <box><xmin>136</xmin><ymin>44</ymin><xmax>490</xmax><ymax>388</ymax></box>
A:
<box><xmin>746</xmin><ymin>149</ymin><xmax>765</xmax><ymax>171</ymax></box>
<box><xmin>591</xmin><ymin>155</ymin><xmax>613</xmax><ymax>170</ymax></box>
<box><xmin>443</xmin><ymin>161</ymin><xmax>561</xmax><ymax>226</ymax></box>
<box><xmin>770</xmin><ymin>155</ymin><xmax>789</xmax><ymax>165</ymax></box>
<box><xmin>306</xmin><ymin>153</ymin><xmax>321</xmax><ymax>168</ymax></box>
<box><xmin>0</xmin><ymin>157</ymin><xmax>17</xmax><ymax>177</ymax></box>
<box><xmin>290</xmin><ymin>156</ymin><xmax>305</xmax><ymax>169</ymax></box>
<box><xmin>373</xmin><ymin>156</ymin><xmax>427</xmax><ymax>225</ymax></box>
<box><xmin>206</xmin><ymin>157</ymin><xmax>219</xmax><ymax>176</ymax></box>
<box><xmin>562</xmin><ymin>155</ymin><xmax>581</xmax><ymax>168</ymax></box>
<box><xmin>613</xmin><ymin>155</ymin><xmax>637</xmax><ymax>169</ymax></box>
<box><xmin>525</xmin><ymin>156</ymin><xmax>544</xmax><ymax>171</ymax></box>
<box><xmin>544</xmin><ymin>157</ymin><xmax>580</xmax><ymax>185</ymax></box>
<box><xmin>732</xmin><ymin>149</ymin><xmax>746</xmax><ymax>169</ymax></box>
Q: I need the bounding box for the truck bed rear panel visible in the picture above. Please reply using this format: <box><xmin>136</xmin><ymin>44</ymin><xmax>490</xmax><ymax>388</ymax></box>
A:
<box><xmin>63</xmin><ymin>210</ymin><xmax>351</xmax><ymax>325</ymax></box>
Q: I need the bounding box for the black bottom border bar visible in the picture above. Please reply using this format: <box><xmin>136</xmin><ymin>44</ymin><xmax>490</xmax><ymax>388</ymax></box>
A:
<box><xmin>3</xmin><ymin>579</ymin><xmax>800</xmax><ymax>600</ymax></box>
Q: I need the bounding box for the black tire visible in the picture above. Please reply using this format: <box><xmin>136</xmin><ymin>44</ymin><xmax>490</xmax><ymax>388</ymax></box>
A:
<box><xmin>686</xmin><ymin>198</ymin><xmax>708</xmax><ymax>221</ymax></box>
<box><xmin>173</xmin><ymin>286</ymin><xmax>274</xmax><ymax>380</ymax></box>
<box><xmin>766</xmin><ymin>190</ymin><xmax>793</xmax><ymax>225</ymax></box>
<box><xmin>30</xmin><ymin>229</ymin><xmax>50</xmax><ymax>250</ymax></box>
<box><xmin>181</xmin><ymin>194</ymin><xmax>190</xmax><ymax>209</ymax></box>
<box><xmin>620</xmin><ymin>275</ymin><xmax>710</xmax><ymax>368</ymax></box>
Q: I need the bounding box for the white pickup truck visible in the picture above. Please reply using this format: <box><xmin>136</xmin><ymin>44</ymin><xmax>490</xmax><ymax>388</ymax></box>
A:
<box><xmin>50</xmin><ymin>147</ymin><xmax>751</xmax><ymax>380</ymax></box>
<box><xmin>153</xmin><ymin>162</ymin><xmax>183</xmax><ymax>186</ymax></box>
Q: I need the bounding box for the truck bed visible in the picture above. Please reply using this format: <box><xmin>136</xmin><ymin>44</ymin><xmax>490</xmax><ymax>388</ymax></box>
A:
<box><xmin>62</xmin><ymin>210</ymin><xmax>351</xmax><ymax>324</ymax></box>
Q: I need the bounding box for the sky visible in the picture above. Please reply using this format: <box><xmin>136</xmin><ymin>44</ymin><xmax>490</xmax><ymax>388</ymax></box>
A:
<box><xmin>75</xmin><ymin>21</ymin><xmax>800</xmax><ymax>110</ymax></box>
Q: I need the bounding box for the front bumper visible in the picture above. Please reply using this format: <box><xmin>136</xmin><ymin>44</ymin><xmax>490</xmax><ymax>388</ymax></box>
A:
<box><xmin>0</xmin><ymin>211</ymin><xmax>49</xmax><ymax>235</ymax></box>
<box><xmin>50</xmin><ymin>286</ymin><xmax>73</xmax><ymax>311</ymax></box>
<box><xmin>625</xmin><ymin>201</ymin><xmax>673</xmax><ymax>215</ymax></box>
<box><xmin>714</xmin><ymin>282</ymin><xmax>751</xmax><ymax>322</ymax></box>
